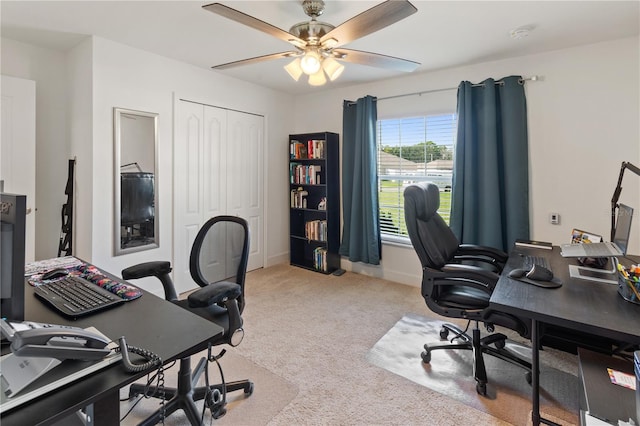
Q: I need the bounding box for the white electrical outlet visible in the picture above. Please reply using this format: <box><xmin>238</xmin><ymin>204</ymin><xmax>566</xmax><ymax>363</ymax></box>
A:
<box><xmin>550</xmin><ymin>213</ymin><xmax>560</xmax><ymax>225</ymax></box>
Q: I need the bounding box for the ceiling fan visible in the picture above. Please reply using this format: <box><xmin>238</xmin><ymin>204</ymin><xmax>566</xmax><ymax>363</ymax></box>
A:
<box><xmin>203</xmin><ymin>0</ymin><xmax>420</xmax><ymax>86</ymax></box>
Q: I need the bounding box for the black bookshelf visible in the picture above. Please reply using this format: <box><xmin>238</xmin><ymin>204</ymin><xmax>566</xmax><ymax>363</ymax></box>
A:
<box><xmin>289</xmin><ymin>132</ymin><xmax>340</xmax><ymax>274</ymax></box>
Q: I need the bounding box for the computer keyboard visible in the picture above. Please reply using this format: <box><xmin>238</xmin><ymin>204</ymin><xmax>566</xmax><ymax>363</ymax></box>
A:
<box><xmin>522</xmin><ymin>254</ymin><xmax>551</xmax><ymax>271</ymax></box>
<box><xmin>34</xmin><ymin>275</ymin><xmax>125</xmax><ymax>319</ymax></box>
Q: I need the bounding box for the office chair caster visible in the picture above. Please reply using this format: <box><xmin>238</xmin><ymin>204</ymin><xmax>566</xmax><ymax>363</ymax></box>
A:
<box><xmin>205</xmin><ymin>389</ymin><xmax>226</xmax><ymax>419</ymax></box>
<box><xmin>476</xmin><ymin>381</ymin><xmax>487</xmax><ymax>396</ymax></box>
<box><xmin>439</xmin><ymin>327</ymin><xmax>449</xmax><ymax>340</ymax></box>
<box><xmin>421</xmin><ymin>350</ymin><xmax>431</xmax><ymax>363</ymax></box>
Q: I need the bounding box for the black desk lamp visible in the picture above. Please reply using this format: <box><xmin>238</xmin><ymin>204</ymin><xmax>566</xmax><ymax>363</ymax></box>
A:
<box><xmin>611</xmin><ymin>161</ymin><xmax>640</xmax><ymax>241</ymax></box>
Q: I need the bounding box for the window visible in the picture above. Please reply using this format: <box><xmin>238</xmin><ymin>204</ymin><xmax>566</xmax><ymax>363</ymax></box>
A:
<box><xmin>377</xmin><ymin>113</ymin><xmax>457</xmax><ymax>242</ymax></box>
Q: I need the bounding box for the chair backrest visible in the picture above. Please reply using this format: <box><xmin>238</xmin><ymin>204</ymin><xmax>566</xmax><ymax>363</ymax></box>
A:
<box><xmin>403</xmin><ymin>182</ymin><xmax>460</xmax><ymax>269</ymax></box>
<box><xmin>189</xmin><ymin>215</ymin><xmax>250</xmax><ymax>313</ymax></box>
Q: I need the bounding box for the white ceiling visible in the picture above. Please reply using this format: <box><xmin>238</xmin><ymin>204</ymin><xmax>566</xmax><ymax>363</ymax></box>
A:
<box><xmin>1</xmin><ymin>1</ymin><xmax>638</xmax><ymax>95</ymax></box>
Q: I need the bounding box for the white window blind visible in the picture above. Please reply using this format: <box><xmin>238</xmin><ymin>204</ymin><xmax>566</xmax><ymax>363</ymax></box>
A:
<box><xmin>377</xmin><ymin>113</ymin><xmax>457</xmax><ymax>240</ymax></box>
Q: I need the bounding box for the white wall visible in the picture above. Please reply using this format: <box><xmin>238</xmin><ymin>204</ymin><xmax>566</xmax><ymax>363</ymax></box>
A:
<box><xmin>84</xmin><ymin>37</ymin><xmax>294</xmax><ymax>293</ymax></box>
<box><xmin>3</xmin><ymin>35</ymin><xmax>294</xmax><ymax>295</ymax></box>
<box><xmin>292</xmin><ymin>37</ymin><xmax>640</xmax><ymax>287</ymax></box>
<box><xmin>67</xmin><ymin>38</ymin><xmax>93</xmax><ymax>262</ymax></box>
<box><xmin>1</xmin><ymin>37</ymin><xmax>71</xmax><ymax>260</ymax></box>
<box><xmin>4</xmin><ymin>34</ymin><xmax>638</xmax><ymax>291</ymax></box>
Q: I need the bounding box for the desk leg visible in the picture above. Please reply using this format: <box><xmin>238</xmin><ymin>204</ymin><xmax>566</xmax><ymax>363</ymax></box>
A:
<box><xmin>84</xmin><ymin>389</ymin><xmax>120</xmax><ymax>426</ymax></box>
<box><xmin>531</xmin><ymin>318</ymin><xmax>541</xmax><ymax>426</ymax></box>
<box><xmin>531</xmin><ymin>319</ymin><xmax>561</xmax><ymax>426</ymax></box>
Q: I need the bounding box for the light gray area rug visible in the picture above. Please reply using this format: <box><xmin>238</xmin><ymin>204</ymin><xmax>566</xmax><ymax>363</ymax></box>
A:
<box><xmin>120</xmin><ymin>348</ymin><xmax>298</xmax><ymax>426</ymax></box>
<box><xmin>367</xmin><ymin>313</ymin><xmax>579</xmax><ymax>426</ymax></box>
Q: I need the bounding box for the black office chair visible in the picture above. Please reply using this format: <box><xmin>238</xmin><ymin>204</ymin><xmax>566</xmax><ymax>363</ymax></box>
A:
<box><xmin>122</xmin><ymin>215</ymin><xmax>253</xmax><ymax>425</ymax></box>
<box><xmin>403</xmin><ymin>182</ymin><xmax>531</xmax><ymax>395</ymax></box>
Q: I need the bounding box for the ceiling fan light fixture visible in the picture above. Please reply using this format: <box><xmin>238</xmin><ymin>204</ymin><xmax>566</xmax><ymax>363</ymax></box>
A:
<box><xmin>300</xmin><ymin>50</ymin><xmax>321</xmax><ymax>75</ymax></box>
<box><xmin>322</xmin><ymin>57</ymin><xmax>344</xmax><ymax>81</ymax></box>
<box><xmin>284</xmin><ymin>58</ymin><xmax>303</xmax><ymax>81</ymax></box>
<box><xmin>308</xmin><ymin>69</ymin><xmax>327</xmax><ymax>86</ymax></box>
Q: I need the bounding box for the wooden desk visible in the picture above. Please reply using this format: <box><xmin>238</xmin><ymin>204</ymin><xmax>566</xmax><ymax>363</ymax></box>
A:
<box><xmin>490</xmin><ymin>247</ymin><xmax>640</xmax><ymax>426</ymax></box>
<box><xmin>1</xmin><ymin>272</ymin><xmax>223</xmax><ymax>426</ymax></box>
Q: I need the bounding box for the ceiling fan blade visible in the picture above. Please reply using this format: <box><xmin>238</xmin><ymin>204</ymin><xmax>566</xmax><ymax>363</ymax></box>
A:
<box><xmin>203</xmin><ymin>3</ymin><xmax>306</xmax><ymax>48</ymax></box>
<box><xmin>320</xmin><ymin>0</ymin><xmax>417</xmax><ymax>48</ymax></box>
<box><xmin>334</xmin><ymin>48</ymin><xmax>420</xmax><ymax>72</ymax></box>
<box><xmin>212</xmin><ymin>51</ymin><xmax>299</xmax><ymax>70</ymax></box>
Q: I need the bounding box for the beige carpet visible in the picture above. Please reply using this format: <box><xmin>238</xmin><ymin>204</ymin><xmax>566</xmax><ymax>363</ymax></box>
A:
<box><xmin>367</xmin><ymin>313</ymin><xmax>579</xmax><ymax>426</ymax></box>
<box><xmin>119</xmin><ymin>264</ymin><xmax>581</xmax><ymax>425</ymax></box>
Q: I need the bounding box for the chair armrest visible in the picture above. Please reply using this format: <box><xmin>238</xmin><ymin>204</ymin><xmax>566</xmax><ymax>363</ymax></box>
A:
<box><xmin>187</xmin><ymin>281</ymin><xmax>241</xmax><ymax>308</ymax></box>
<box><xmin>122</xmin><ymin>261</ymin><xmax>172</xmax><ymax>280</ymax></box>
<box><xmin>439</xmin><ymin>263</ymin><xmax>500</xmax><ymax>291</ymax></box>
<box><xmin>121</xmin><ymin>261</ymin><xmax>177</xmax><ymax>302</ymax></box>
<box><xmin>457</xmin><ymin>244</ymin><xmax>508</xmax><ymax>263</ymax></box>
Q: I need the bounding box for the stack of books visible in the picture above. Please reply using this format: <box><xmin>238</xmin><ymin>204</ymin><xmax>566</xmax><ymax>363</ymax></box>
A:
<box><xmin>305</xmin><ymin>220</ymin><xmax>327</xmax><ymax>241</ymax></box>
<box><xmin>290</xmin><ymin>164</ymin><xmax>322</xmax><ymax>184</ymax></box>
<box><xmin>313</xmin><ymin>247</ymin><xmax>328</xmax><ymax>272</ymax></box>
<box><xmin>290</xmin><ymin>139</ymin><xmax>326</xmax><ymax>159</ymax></box>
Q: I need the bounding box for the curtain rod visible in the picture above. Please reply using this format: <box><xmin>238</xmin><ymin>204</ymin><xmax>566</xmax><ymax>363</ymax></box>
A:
<box><xmin>373</xmin><ymin>75</ymin><xmax>541</xmax><ymax>102</ymax></box>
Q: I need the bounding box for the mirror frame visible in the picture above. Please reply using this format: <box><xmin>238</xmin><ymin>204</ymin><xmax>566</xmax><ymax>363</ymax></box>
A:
<box><xmin>113</xmin><ymin>107</ymin><xmax>159</xmax><ymax>256</ymax></box>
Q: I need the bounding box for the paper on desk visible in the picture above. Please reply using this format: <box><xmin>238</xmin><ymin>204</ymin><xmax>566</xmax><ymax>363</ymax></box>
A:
<box><xmin>607</xmin><ymin>368</ymin><xmax>636</xmax><ymax>390</ymax></box>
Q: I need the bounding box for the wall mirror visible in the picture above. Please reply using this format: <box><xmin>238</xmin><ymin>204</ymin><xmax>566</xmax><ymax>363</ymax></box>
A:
<box><xmin>114</xmin><ymin>107</ymin><xmax>159</xmax><ymax>256</ymax></box>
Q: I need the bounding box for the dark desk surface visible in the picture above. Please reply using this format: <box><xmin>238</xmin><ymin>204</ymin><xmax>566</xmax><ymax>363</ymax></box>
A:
<box><xmin>1</xmin><ymin>277</ymin><xmax>223</xmax><ymax>425</ymax></box>
<box><xmin>491</xmin><ymin>247</ymin><xmax>640</xmax><ymax>345</ymax></box>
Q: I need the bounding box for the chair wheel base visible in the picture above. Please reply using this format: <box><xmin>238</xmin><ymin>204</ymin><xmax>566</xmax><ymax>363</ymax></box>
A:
<box><xmin>421</xmin><ymin>350</ymin><xmax>431</xmax><ymax>363</ymax></box>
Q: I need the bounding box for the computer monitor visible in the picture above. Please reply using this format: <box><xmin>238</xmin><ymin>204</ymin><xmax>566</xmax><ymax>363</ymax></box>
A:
<box><xmin>613</xmin><ymin>203</ymin><xmax>634</xmax><ymax>256</ymax></box>
<box><xmin>0</xmin><ymin>193</ymin><xmax>26</xmax><ymax>321</ymax></box>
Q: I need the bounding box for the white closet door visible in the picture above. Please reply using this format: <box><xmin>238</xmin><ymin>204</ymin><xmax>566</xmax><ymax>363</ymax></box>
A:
<box><xmin>226</xmin><ymin>110</ymin><xmax>263</xmax><ymax>272</ymax></box>
<box><xmin>175</xmin><ymin>100</ymin><xmax>263</xmax><ymax>295</ymax></box>
<box><xmin>175</xmin><ymin>102</ymin><xmax>227</xmax><ymax>294</ymax></box>
<box><xmin>197</xmin><ymin>106</ymin><xmax>227</xmax><ymax>284</ymax></box>
<box><xmin>1</xmin><ymin>75</ymin><xmax>36</xmax><ymax>262</ymax></box>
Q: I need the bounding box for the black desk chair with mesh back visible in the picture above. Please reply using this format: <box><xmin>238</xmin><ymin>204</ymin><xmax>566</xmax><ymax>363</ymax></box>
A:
<box><xmin>403</xmin><ymin>182</ymin><xmax>531</xmax><ymax>395</ymax></box>
<box><xmin>122</xmin><ymin>216</ymin><xmax>253</xmax><ymax>425</ymax></box>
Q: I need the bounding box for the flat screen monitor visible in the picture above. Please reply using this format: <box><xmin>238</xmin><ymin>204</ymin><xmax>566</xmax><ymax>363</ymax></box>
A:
<box><xmin>0</xmin><ymin>193</ymin><xmax>26</xmax><ymax>321</ymax></box>
<box><xmin>614</xmin><ymin>203</ymin><xmax>634</xmax><ymax>256</ymax></box>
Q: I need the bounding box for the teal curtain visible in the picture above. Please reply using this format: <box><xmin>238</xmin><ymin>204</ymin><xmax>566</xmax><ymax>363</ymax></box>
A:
<box><xmin>339</xmin><ymin>95</ymin><xmax>381</xmax><ymax>265</ymax></box>
<box><xmin>450</xmin><ymin>76</ymin><xmax>530</xmax><ymax>251</ymax></box>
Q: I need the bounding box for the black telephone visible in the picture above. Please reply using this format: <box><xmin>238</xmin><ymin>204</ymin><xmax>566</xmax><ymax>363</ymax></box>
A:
<box><xmin>0</xmin><ymin>320</ymin><xmax>163</xmax><ymax>401</ymax></box>
<box><xmin>1</xmin><ymin>320</ymin><xmax>160</xmax><ymax>371</ymax></box>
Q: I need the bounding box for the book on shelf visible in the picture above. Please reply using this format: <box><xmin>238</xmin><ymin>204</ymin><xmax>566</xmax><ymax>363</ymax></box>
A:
<box><xmin>313</xmin><ymin>247</ymin><xmax>328</xmax><ymax>272</ymax></box>
<box><xmin>514</xmin><ymin>239</ymin><xmax>553</xmax><ymax>250</ymax></box>
<box><xmin>290</xmin><ymin>139</ymin><xmax>326</xmax><ymax>160</ymax></box>
<box><xmin>305</xmin><ymin>220</ymin><xmax>327</xmax><ymax>241</ymax></box>
<box><xmin>290</xmin><ymin>187</ymin><xmax>308</xmax><ymax>208</ymax></box>
<box><xmin>290</xmin><ymin>140</ymin><xmax>307</xmax><ymax>159</ymax></box>
<box><xmin>290</xmin><ymin>164</ymin><xmax>322</xmax><ymax>185</ymax></box>
<box><xmin>309</xmin><ymin>139</ymin><xmax>325</xmax><ymax>159</ymax></box>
